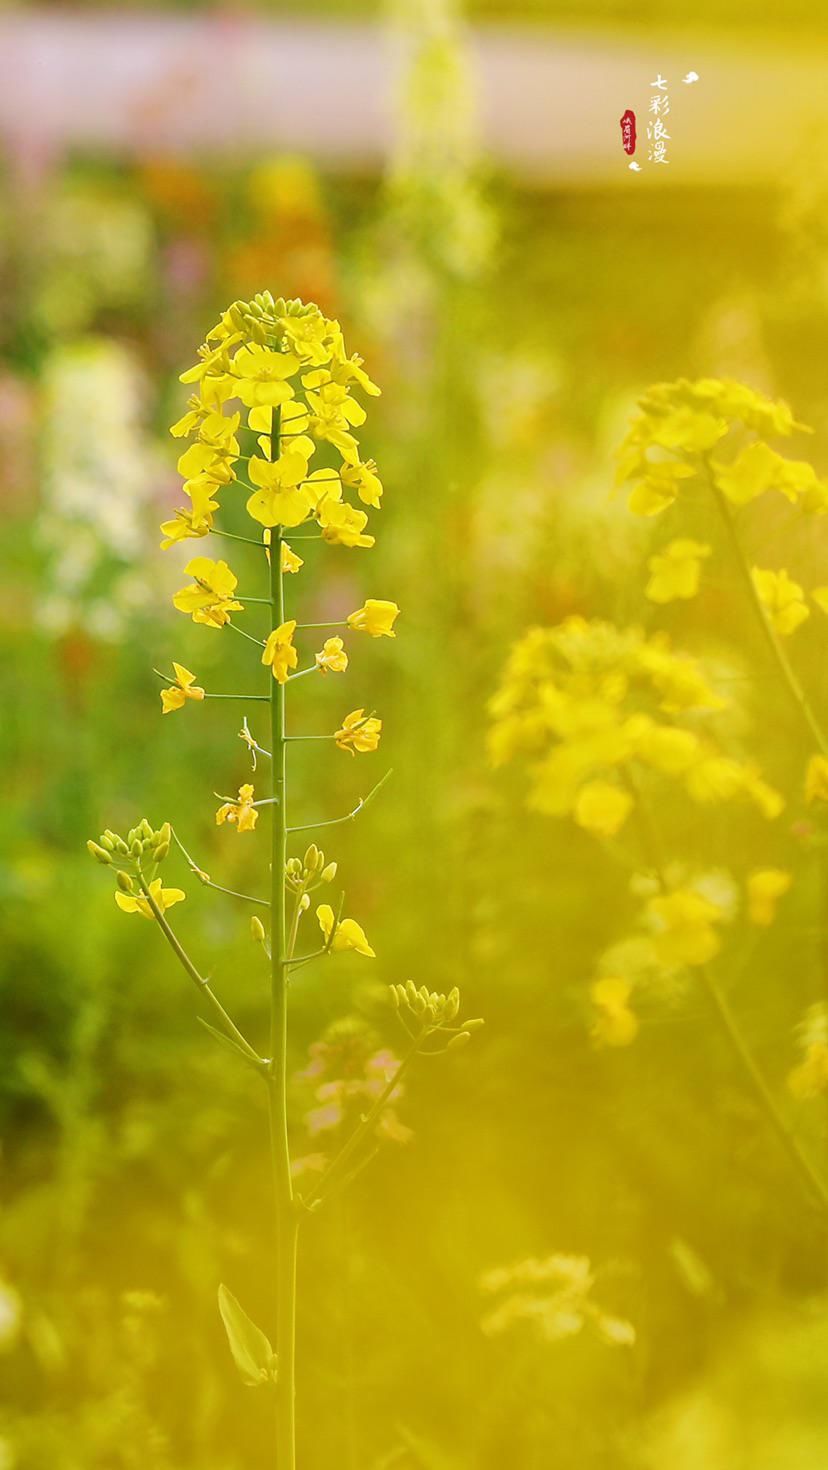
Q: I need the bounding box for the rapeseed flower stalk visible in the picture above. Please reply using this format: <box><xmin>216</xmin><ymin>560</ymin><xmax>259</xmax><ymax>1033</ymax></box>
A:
<box><xmin>491</xmin><ymin>377</ymin><xmax>828</xmax><ymax>1219</ymax></box>
<box><xmin>87</xmin><ymin>291</ymin><xmax>482</xmax><ymax>1468</ymax></box>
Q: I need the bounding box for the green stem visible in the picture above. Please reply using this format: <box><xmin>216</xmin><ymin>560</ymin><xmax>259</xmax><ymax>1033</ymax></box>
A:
<box><xmin>625</xmin><ymin>770</ymin><xmax>828</xmax><ymax>1216</ymax></box>
<box><xmin>267</xmin><ymin>407</ymin><xmax>298</xmax><ymax>1470</ymax></box>
<box><xmin>710</xmin><ymin>475</ymin><xmax>828</xmax><ymax>756</ymax></box>
<box><xmin>697</xmin><ymin>962</ymin><xmax>828</xmax><ymax>1215</ymax></box>
<box><xmin>226</xmin><ymin>621</ymin><xmax>266</xmax><ymax>650</ymax></box>
<box><xmin>287</xmin><ymin>770</ymin><xmax>392</xmax><ymax>834</ymax></box>
<box><xmin>137</xmin><ymin>876</ymin><xmax>262</xmax><ymax>1064</ymax></box>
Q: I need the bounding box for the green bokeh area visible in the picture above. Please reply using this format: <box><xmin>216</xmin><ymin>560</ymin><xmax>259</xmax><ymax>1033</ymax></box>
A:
<box><xmin>3</xmin><ymin>10</ymin><xmax>828</xmax><ymax>1469</ymax></box>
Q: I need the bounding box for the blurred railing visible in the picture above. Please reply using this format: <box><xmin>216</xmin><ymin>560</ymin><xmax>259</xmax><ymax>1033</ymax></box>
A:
<box><xmin>0</xmin><ymin>13</ymin><xmax>825</xmax><ymax>184</ymax></box>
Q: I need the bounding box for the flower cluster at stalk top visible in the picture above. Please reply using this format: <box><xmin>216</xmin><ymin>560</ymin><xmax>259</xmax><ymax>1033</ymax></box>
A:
<box><xmin>488</xmin><ymin>617</ymin><xmax>782</xmax><ymax>839</ymax></box>
<box><xmin>616</xmin><ymin>377</ymin><xmax>823</xmax><ymax>519</ymax></box>
<box><xmin>163</xmin><ymin>292</ymin><xmax>383</xmax><ymax>552</ymax></box>
<box><xmin>616</xmin><ymin>377</ymin><xmax>828</xmax><ymax>616</ymax></box>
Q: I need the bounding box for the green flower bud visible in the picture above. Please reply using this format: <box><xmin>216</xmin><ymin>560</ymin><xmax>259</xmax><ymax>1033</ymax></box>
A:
<box><xmin>153</xmin><ymin>841</ymin><xmax>170</xmax><ymax>863</ymax></box>
<box><xmin>303</xmin><ymin>844</ymin><xmax>321</xmax><ymax>872</ymax></box>
<box><xmin>447</xmin><ymin>1032</ymin><xmax>471</xmax><ymax>1050</ymax></box>
<box><xmin>116</xmin><ymin>871</ymin><xmax>134</xmax><ymax>893</ymax></box>
<box><xmin>445</xmin><ymin>987</ymin><xmax>460</xmax><ymax>1021</ymax></box>
<box><xmin>130</xmin><ymin>838</ymin><xmax>143</xmax><ymax>858</ymax></box>
<box><xmin>321</xmin><ymin>862</ymin><xmax>337</xmax><ymax>883</ymax></box>
<box><xmin>115</xmin><ymin>837</ymin><xmax>130</xmax><ymax>856</ymax></box>
<box><xmin>251</xmin><ymin>916</ymin><xmax>266</xmax><ymax>944</ymax></box>
<box><xmin>463</xmin><ymin>1018</ymin><xmax>485</xmax><ymax>1031</ymax></box>
<box><xmin>299</xmin><ymin>894</ymin><xmax>310</xmax><ymax>912</ymax></box>
<box><xmin>99</xmin><ymin>833</ymin><xmax>116</xmax><ymax>852</ymax></box>
<box><xmin>139</xmin><ymin>818</ymin><xmax>153</xmax><ymax>840</ymax></box>
<box><xmin>87</xmin><ymin>840</ymin><xmax>112</xmax><ymax>865</ymax></box>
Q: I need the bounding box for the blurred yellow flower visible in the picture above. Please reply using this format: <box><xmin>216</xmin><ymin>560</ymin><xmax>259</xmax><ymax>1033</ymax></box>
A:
<box><xmin>751</xmin><ymin>567</ymin><xmax>809</xmax><ymax>636</ymax></box>
<box><xmin>645</xmin><ymin>539</ymin><xmax>711</xmax><ymax>604</ymax></box>
<box><xmin>172</xmin><ymin>557</ymin><xmax>243</xmax><ymax>628</ymax></box>
<box><xmin>115</xmin><ymin>878</ymin><xmax>186</xmax><ymax>920</ymax></box>
<box><xmin>788</xmin><ymin>1041</ymin><xmax>828</xmax><ymax>1100</ymax></box>
<box><xmin>160</xmin><ymin>663</ymin><xmax>205</xmax><ymax>714</ymax></box>
<box><xmin>346</xmin><ymin>600</ymin><xmax>400</xmax><ymax>637</ymax></box>
<box><xmin>806</xmin><ymin>753</ymin><xmax>828</xmax><ymax>804</ymax></box>
<box><xmin>335</xmin><ymin>709</ymin><xmax>382</xmax><ymax>754</ymax></box>
<box><xmin>746</xmin><ymin>868</ymin><xmax>792</xmax><ymax>926</ymax></box>
<box><xmin>316</xmin><ymin>903</ymin><xmax>375</xmax><ymax>957</ymax></box>
<box><xmin>590</xmin><ymin>977</ymin><xmax>638</xmax><ymax>1047</ymax></box>
<box><xmin>573</xmin><ymin>781</ymin><xmax>633</xmax><ymax>838</ymax></box>
<box><xmin>626</xmin><ymin>461</ymin><xmax>696</xmax><ymax>516</ymax></box>
<box><xmin>262</xmin><ymin>621</ymin><xmax>298</xmax><ymax>684</ymax></box>
<box><xmin>216</xmin><ymin>784</ymin><xmax>258</xmax><ymax>833</ymax></box>
<box><xmin>648</xmin><ymin>888</ymin><xmax>724</xmax><ymax>967</ymax></box>
<box><xmin>315</xmin><ymin>637</ymin><xmax>348</xmax><ymax>674</ymax></box>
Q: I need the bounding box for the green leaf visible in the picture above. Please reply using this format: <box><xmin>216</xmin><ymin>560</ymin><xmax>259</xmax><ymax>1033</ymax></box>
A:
<box><xmin>197</xmin><ymin>1018</ymin><xmax>261</xmax><ymax>1072</ymax></box>
<box><xmin>217</xmin><ymin>1284</ymin><xmax>278</xmax><ymax>1387</ymax></box>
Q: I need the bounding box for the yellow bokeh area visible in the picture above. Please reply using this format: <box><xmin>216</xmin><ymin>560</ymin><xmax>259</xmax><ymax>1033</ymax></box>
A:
<box><xmin>3</xmin><ymin>2</ymin><xmax>828</xmax><ymax>1467</ymax></box>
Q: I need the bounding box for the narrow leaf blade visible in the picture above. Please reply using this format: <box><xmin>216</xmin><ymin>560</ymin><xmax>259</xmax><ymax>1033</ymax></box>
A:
<box><xmin>218</xmin><ymin>1284</ymin><xmax>277</xmax><ymax>1387</ymax></box>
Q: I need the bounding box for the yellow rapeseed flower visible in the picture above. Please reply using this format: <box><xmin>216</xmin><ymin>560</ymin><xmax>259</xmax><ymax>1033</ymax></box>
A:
<box><xmin>281</xmin><ymin>541</ymin><xmax>303</xmax><ymax>573</ymax></box>
<box><xmin>335</xmin><ymin>709</ymin><xmax>382</xmax><ymax>754</ymax></box>
<box><xmin>346</xmin><ymin>600</ymin><xmax>399</xmax><ymax>637</ymax></box>
<box><xmin>115</xmin><ymin>877</ymin><xmax>186</xmax><ymax>920</ymax></box>
<box><xmin>161</xmin><ymin>663</ymin><xmax>205</xmax><ymax>714</ymax></box>
<box><xmin>160</xmin><ymin>480</ymin><xmax>221</xmax><ymax>549</ymax></box>
<box><xmin>172</xmin><ymin>557</ymin><xmax>243</xmax><ymax>628</ymax></box>
<box><xmin>316</xmin><ymin>903</ymin><xmax>376</xmax><ymax>957</ymax></box>
<box><xmin>216</xmin><ymin>784</ymin><xmax>259</xmax><ymax>833</ymax></box>
<box><xmin>262</xmin><ymin>620</ymin><xmax>299</xmax><ymax>684</ymax></box>
<box><xmin>306</xmin><ymin>383</ymin><xmax>364</xmax><ymax>463</ymax></box>
<box><xmin>246</xmin><ymin>452</ymin><xmax>313</xmax><ymax>528</ymax></box>
<box><xmin>315</xmin><ymin>637</ymin><xmax>348</xmax><ymax>674</ymax></box>
<box><xmin>317</xmin><ymin>500</ymin><xmax>375</xmax><ymax>548</ymax></box>
<box><xmin>341</xmin><ymin>459</ymin><xmax>383</xmax><ymax>507</ymax></box>
<box><xmin>229</xmin><ymin>344</ymin><xmax>299</xmax><ymax>408</ymax></box>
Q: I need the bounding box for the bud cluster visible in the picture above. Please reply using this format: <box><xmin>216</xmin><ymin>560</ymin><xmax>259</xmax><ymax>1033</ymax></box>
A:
<box><xmin>286</xmin><ymin>845</ymin><xmax>338</xmax><ymax>900</ymax></box>
<box><xmin>389</xmin><ymin>982</ymin><xmax>484</xmax><ymax>1052</ymax></box>
<box><xmin>219</xmin><ymin>291</ymin><xmax>319</xmax><ymax>348</ymax></box>
<box><xmin>87</xmin><ymin>819</ymin><xmax>172</xmax><ymax>881</ymax></box>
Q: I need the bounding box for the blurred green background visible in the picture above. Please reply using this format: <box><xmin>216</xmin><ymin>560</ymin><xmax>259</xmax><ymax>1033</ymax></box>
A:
<box><xmin>3</xmin><ymin>2</ymin><xmax>828</xmax><ymax>1467</ymax></box>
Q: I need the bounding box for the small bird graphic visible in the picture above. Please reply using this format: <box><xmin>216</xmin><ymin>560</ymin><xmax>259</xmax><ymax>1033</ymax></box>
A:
<box><xmin>628</xmin><ymin>161</ymin><xmax>642</xmax><ymax>171</ymax></box>
<box><xmin>683</xmin><ymin>71</ymin><xmax>700</xmax><ymax>84</ymax></box>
